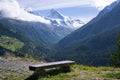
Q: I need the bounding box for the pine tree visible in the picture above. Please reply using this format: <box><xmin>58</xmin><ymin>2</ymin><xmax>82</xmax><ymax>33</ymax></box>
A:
<box><xmin>111</xmin><ymin>34</ymin><xmax>120</xmax><ymax>67</ymax></box>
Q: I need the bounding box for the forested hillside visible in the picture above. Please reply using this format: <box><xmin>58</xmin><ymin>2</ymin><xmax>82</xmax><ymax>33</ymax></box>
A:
<box><xmin>55</xmin><ymin>2</ymin><xmax>120</xmax><ymax>66</ymax></box>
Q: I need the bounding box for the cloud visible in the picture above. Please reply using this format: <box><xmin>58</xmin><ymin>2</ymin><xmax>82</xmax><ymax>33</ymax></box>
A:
<box><xmin>0</xmin><ymin>0</ymin><xmax>50</xmax><ymax>23</ymax></box>
<box><xmin>0</xmin><ymin>0</ymin><xmax>116</xmax><ymax>24</ymax></box>
<box><xmin>91</xmin><ymin>0</ymin><xmax>117</xmax><ymax>10</ymax></box>
<box><xmin>0</xmin><ymin>0</ymin><xmax>20</xmax><ymax>17</ymax></box>
<box><xmin>17</xmin><ymin>0</ymin><xmax>116</xmax><ymax>10</ymax></box>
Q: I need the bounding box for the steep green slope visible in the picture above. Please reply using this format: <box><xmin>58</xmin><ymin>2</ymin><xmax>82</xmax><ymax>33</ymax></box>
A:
<box><xmin>55</xmin><ymin>25</ymin><xmax>120</xmax><ymax>66</ymax></box>
<box><xmin>0</xmin><ymin>18</ymin><xmax>60</xmax><ymax>59</ymax></box>
<box><xmin>0</xmin><ymin>18</ymin><xmax>60</xmax><ymax>46</ymax></box>
<box><xmin>55</xmin><ymin>3</ymin><xmax>120</xmax><ymax>66</ymax></box>
<box><xmin>57</xmin><ymin>4</ymin><xmax>120</xmax><ymax>49</ymax></box>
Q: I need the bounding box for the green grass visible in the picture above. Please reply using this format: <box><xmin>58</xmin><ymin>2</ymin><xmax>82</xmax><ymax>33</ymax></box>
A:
<box><xmin>0</xmin><ymin>64</ymin><xmax>120</xmax><ymax>80</ymax></box>
<box><xmin>0</xmin><ymin>35</ymin><xmax>24</xmax><ymax>52</ymax></box>
<box><xmin>105</xmin><ymin>72</ymin><xmax>120</xmax><ymax>79</ymax></box>
<box><xmin>25</xmin><ymin>65</ymin><xmax>120</xmax><ymax>80</ymax></box>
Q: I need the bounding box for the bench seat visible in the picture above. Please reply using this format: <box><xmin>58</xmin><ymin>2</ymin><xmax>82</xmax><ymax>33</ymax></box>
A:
<box><xmin>29</xmin><ymin>60</ymin><xmax>75</xmax><ymax>71</ymax></box>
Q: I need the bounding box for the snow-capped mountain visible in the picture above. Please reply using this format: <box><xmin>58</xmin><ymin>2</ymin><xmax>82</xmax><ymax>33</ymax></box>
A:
<box><xmin>0</xmin><ymin>0</ymin><xmax>84</xmax><ymax>38</ymax></box>
<box><xmin>98</xmin><ymin>0</ymin><xmax>120</xmax><ymax>17</ymax></box>
<box><xmin>47</xmin><ymin>9</ymin><xmax>65</xmax><ymax>19</ymax></box>
<box><xmin>0</xmin><ymin>0</ymin><xmax>84</xmax><ymax>29</ymax></box>
<box><xmin>46</xmin><ymin>9</ymin><xmax>84</xmax><ymax>29</ymax></box>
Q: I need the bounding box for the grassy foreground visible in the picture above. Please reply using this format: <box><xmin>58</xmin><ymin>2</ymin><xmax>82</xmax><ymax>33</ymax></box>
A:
<box><xmin>1</xmin><ymin>64</ymin><xmax>120</xmax><ymax>80</ymax></box>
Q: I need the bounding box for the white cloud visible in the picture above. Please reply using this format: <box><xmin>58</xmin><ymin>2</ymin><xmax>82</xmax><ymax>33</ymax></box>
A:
<box><xmin>0</xmin><ymin>0</ymin><xmax>117</xmax><ymax>24</ymax></box>
<box><xmin>90</xmin><ymin>0</ymin><xmax>117</xmax><ymax>10</ymax></box>
<box><xmin>0</xmin><ymin>0</ymin><xmax>50</xmax><ymax>23</ymax></box>
<box><xmin>17</xmin><ymin>0</ymin><xmax>116</xmax><ymax>10</ymax></box>
<box><xmin>0</xmin><ymin>0</ymin><xmax>20</xmax><ymax>17</ymax></box>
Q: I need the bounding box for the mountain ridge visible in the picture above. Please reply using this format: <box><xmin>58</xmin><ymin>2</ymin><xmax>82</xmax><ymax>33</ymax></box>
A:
<box><xmin>97</xmin><ymin>0</ymin><xmax>120</xmax><ymax>17</ymax></box>
<box><xmin>31</xmin><ymin>9</ymin><xmax>84</xmax><ymax>29</ymax></box>
<box><xmin>0</xmin><ymin>17</ymin><xmax>61</xmax><ymax>59</ymax></box>
<box><xmin>54</xmin><ymin>0</ymin><xmax>120</xmax><ymax>66</ymax></box>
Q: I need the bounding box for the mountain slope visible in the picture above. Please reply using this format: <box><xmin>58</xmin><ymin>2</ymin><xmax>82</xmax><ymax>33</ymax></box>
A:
<box><xmin>0</xmin><ymin>18</ymin><xmax>60</xmax><ymax>45</ymax></box>
<box><xmin>0</xmin><ymin>0</ymin><xmax>77</xmax><ymax>59</ymax></box>
<box><xmin>55</xmin><ymin>1</ymin><xmax>120</xmax><ymax>66</ymax></box>
<box><xmin>98</xmin><ymin>0</ymin><xmax>120</xmax><ymax>17</ymax></box>
<box><xmin>0</xmin><ymin>18</ymin><xmax>60</xmax><ymax>59</ymax></box>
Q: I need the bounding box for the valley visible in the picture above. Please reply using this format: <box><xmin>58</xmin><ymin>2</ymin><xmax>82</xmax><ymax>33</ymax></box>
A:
<box><xmin>0</xmin><ymin>0</ymin><xmax>120</xmax><ymax>80</ymax></box>
<box><xmin>54</xmin><ymin>0</ymin><xmax>120</xmax><ymax>66</ymax></box>
<box><xmin>0</xmin><ymin>0</ymin><xmax>120</xmax><ymax>66</ymax></box>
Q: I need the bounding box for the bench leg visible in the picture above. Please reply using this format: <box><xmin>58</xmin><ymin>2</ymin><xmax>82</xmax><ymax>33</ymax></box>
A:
<box><xmin>60</xmin><ymin>66</ymin><xmax>71</xmax><ymax>72</ymax></box>
<box><xmin>34</xmin><ymin>69</ymin><xmax>45</xmax><ymax>76</ymax></box>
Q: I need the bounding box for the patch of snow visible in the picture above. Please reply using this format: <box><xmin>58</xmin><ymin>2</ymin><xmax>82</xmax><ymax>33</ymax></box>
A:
<box><xmin>46</xmin><ymin>9</ymin><xmax>84</xmax><ymax>29</ymax></box>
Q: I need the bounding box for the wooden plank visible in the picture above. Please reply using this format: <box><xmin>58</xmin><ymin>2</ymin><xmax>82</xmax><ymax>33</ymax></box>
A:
<box><xmin>29</xmin><ymin>60</ymin><xmax>75</xmax><ymax>71</ymax></box>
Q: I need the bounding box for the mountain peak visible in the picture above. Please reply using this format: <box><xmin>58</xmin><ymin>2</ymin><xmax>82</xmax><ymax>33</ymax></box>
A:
<box><xmin>46</xmin><ymin>9</ymin><xmax>84</xmax><ymax>28</ymax></box>
<box><xmin>50</xmin><ymin>9</ymin><xmax>58</xmax><ymax>13</ymax></box>
<box><xmin>47</xmin><ymin>9</ymin><xmax>65</xmax><ymax>19</ymax></box>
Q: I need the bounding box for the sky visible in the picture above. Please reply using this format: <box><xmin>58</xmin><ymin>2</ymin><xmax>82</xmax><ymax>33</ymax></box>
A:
<box><xmin>17</xmin><ymin>0</ymin><xmax>116</xmax><ymax>23</ymax></box>
<box><xmin>17</xmin><ymin>0</ymin><xmax>116</xmax><ymax>10</ymax></box>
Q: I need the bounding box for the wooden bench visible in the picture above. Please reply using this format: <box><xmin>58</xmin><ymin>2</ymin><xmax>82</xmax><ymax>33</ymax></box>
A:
<box><xmin>29</xmin><ymin>60</ymin><xmax>75</xmax><ymax>72</ymax></box>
